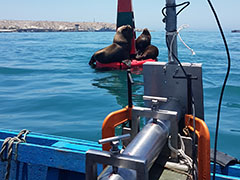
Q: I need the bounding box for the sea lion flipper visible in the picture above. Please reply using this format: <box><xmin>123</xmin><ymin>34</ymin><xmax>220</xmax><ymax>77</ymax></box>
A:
<box><xmin>89</xmin><ymin>54</ymin><xmax>97</xmax><ymax>66</ymax></box>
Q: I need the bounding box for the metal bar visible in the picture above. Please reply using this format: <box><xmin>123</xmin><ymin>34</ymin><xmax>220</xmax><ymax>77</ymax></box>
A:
<box><xmin>165</xmin><ymin>0</ymin><xmax>178</xmax><ymax>63</ymax></box>
<box><xmin>127</xmin><ymin>69</ymin><xmax>133</xmax><ymax>108</ymax></box>
<box><xmin>97</xmin><ymin>117</ymin><xmax>171</xmax><ymax>180</ymax></box>
<box><xmin>131</xmin><ymin>106</ymin><xmax>178</xmax><ymax>139</ymax></box>
<box><xmin>85</xmin><ymin>157</ymin><xmax>98</xmax><ymax>180</ymax></box>
<box><xmin>86</xmin><ymin>149</ymin><xmax>147</xmax><ymax>180</ymax></box>
<box><xmin>91</xmin><ymin>101</ymin><xmax>181</xmax><ymax>180</ymax></box>
<box><xmin>143</xmin><ymin>95</ymin><xmax>168</xmax><ymax>103</ymax></box>
<box><xmin>131</xmin><ymin>102</ymin><xmax>180</xmax><ymax>160</ymax></box>
<box><xmin>98</xmin><ymin>134</ymin><xmax>130</xmax><ymax>145</ymax></box>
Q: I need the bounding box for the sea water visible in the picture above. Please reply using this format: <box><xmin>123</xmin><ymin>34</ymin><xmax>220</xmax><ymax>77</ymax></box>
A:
<box><xmin>0</xmin><ymin>31</ymin><xmax>239</xmax><ymax>159</ymax></box>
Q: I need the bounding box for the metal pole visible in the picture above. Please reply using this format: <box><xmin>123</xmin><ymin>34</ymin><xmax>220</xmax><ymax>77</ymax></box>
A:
<box><xmin>165</xmin><ymin>0</ymin><xmax>178</xmax><ymax>63</ymax></box>
<box><xmin>127</xmin><ymin>69</ymin><xmax>133</xmax><ymax>108</ymax></box>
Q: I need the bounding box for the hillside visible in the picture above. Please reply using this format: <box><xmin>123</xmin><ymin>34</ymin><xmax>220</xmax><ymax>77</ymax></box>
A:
<box><xmin>0</xmin><ymin>20</ymin><xmax>116</xmax><ymax>32</ymax></box>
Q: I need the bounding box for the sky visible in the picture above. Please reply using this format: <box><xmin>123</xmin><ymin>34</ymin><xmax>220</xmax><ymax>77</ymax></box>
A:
<box><xmin>0</xmin><ymin>0</ymin><xmax>239</xmax><ymax>31</ymax></box>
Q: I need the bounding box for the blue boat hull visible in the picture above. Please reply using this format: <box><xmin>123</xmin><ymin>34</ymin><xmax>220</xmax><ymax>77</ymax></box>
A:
<box><xmin>0</xmin><ymin>129</ymin><xmax>102</xmax><ymax>180</ymax></box>
<box><xmin>0</xmin><ymin>129</ymin><xmax>239</xmax><ymax>179</ymax></box>
<box><xmin>211</xmin><ymin>162</ymin><xmax>240</xmax><ymax>180</ymax></box>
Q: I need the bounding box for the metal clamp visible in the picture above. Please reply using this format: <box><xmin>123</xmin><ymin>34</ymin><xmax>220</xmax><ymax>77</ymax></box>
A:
<box><xmin>143</xmin><ymin>95</ymin><xmax>168</xmax><ymax>103</ymax></box>
<box><xmin>98</xmin><ymin>134</ymin><xmax>130</xmax><ymax>146</ymax></box>
<box><xmin>131</xmin><ymin>102</ymin><xmax>180</xmax><ymax>161</ymax></box>
<box><xmin>98</xmin><ymin>134</ymin><xmax>130</xmax><ymax>174</ymax></box>
<box><xmin>86</xmin><ymin>133</ymin><xmax>147</xmax><ymax>180</ymax></box>
<box><xmin>143</xmin><ymin>96</ymin><xmax>168</xmax><ymax>123</ymax></box>
<box><xmin>98</xmin><ymin>134</ymin><xmax>130</xmax><ymax>156</ymax></box>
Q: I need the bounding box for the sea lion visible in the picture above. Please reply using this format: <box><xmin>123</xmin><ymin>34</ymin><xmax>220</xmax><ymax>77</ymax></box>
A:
<box><xmin>89</xmin><ymin>25</ymin><xmax>133</xmax><ymax>66</ymax></box>
<box><xmin>136</xmin><ymin>28</ymin><xmax>151</xmax><ymax>54</ymax></box>
<box><xmin>135</xmin><ymin>28</ymin><xmax>159</xmax><ymax>60</ymax></box>
<box><xmin>135</xmin><ymin>44</ymin><xmax>159</xmax><ymax>60</ymax></box>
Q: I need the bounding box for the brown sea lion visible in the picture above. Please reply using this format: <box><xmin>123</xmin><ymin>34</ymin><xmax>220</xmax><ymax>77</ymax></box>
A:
<box><xmin>135</xmin><ymin>28</ymin><xmax>159</xmax><ymax>60</ymax></box>
<box><xmin>135</xmin><ymin>45</ymin><xmax>159</xmax><ymax>60</ymax></box>
<box><xmin>136</xmin><ymin>28</ymin><xmax>151</xmax><ymax>54</ymax></box>
<box><xmin>89</xmin><ymin>25</ymin><xmax>133</xmax><ymax>66</ymax></box>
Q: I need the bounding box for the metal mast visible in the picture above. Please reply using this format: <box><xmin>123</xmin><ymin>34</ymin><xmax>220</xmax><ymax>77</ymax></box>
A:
<box><xmin>165</xmin><ymin>0</ymin><xmax>178</xmax><ymax>63</ymax></box>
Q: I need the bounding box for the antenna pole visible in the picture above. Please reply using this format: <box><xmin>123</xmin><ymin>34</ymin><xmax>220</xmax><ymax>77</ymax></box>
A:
<box><xmin>165</xmin><ymin>0</ymin><xmax>178</xmax><ymax>63</ymax></box>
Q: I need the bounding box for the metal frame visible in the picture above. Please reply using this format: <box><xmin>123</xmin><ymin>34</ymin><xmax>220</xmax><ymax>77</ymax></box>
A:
<box><xmin>131</xmin><ymin>106</ymin><xmax>179</xmax><ymax>160</ymax></box>
<box><xmin>86</xmin><ymin>149</ymin><xmax>148</xmax><ymax>180</ymax></box>
<box><xmin>85</xmin><ymin>104</ymin><xmax>180</xmax><ymax>180</ymax></box>
<box><xmin>143</xmin><ymin>62</ymin><xmax>204</xmax><ymax>120</ymax></box>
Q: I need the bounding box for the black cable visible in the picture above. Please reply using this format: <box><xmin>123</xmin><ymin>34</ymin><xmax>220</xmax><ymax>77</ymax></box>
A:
<box><xmin>166</xmin><ymin>36</ymin><xmax>197</xmax><ymax>180</ymax></box>
<box><xmin>162</xmin><ymin>0</ymin><xmax>190</xmax><ymax>76</ymax></box>
<box><xmin>175</xmin><ymin>2</ymin><xmax>190</xmax><ymax>16</ymax></box>
<box><xmin>162</xmin><ymin>1</ymin><xmax>190</xmax><ymax>22</ymax></box>
<box><xmin>164</xmin><ymin>1</ymin><xmax>231</xmax><ymax>179</ymax></box>
<box><xmin>165</xmin><ymin>37</ymin><xmax>188</xmax><ymax>77</ymax></box>
<box><xmin>206</xmin><ymin>1</ymin><xmax>231</xmax><ymax>179</ymax></box>
<box><xmin>191</xmin><ymin>96</ymin><xmax>198</xmax><ymax>180</ymax></box>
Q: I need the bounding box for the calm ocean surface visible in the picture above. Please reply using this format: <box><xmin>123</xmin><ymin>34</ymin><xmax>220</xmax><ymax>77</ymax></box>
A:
<box><xmin>0</xmin><ymin>31</ymin><xmax>239</xmax><ymax>159</ymax></box>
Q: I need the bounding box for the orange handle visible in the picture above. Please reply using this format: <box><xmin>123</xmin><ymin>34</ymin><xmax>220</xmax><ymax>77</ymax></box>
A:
<box><xmin>185</xmin><ymin>114</ymin><xmax>210</xmax><ymax>180</ymax></box>
<box><xmin>102</xmin><ymin>106</ymin><xmax>132</xmax><ymax>151</ymax></box>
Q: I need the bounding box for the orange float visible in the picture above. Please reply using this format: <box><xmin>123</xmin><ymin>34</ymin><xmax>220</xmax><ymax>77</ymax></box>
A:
<box><xmin>96</xmin><ymin>59</ymin><xmax>156</xmax><ymax>70</ymax></box>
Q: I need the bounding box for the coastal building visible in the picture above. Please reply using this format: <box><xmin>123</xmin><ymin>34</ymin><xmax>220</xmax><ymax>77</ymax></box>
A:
<box><xmin>75</xmin><ymin>24</ymin><xmax>79</xmax><ymax>32</ymax></box>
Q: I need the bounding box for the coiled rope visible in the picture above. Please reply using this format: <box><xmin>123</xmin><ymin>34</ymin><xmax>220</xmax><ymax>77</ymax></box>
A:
<box><xmin>168</xmin><ymin>134</ymin><xmax>193</xmax><ymax>169</ymax></box>
<box><xmin>168</xmin><ymin>134</ymin><xmax>193</xmax><ymax>179</ymax></box>
<box><xmin>0</xmin><ymin>129</ymin><xmax>30</xmax><ymax>180</ymax></box>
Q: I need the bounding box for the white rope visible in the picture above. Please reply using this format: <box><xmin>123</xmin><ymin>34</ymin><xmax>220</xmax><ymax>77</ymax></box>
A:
<box><xmin>167</xmin><ymin>24</ymin><xmax>196</xmax><ymax>61</ymax></box>
<box><xmin>177</xmin><ymin>25</ymin><xmax>196</xmax><ymax>55</ymax></box>
<box><xmin>168</xmin><ymin>134</ymin><xmax>193</xmax><ymax>169</ymax></box>
<box><xmin>166</xmin><ymin>31</ymin><xmax>178</xmax><ymax>62</ymax></box>
<box><xmin>178</xmin><ymin>24</ymin><xmax>196</xmax><ymax>55</ymax></box>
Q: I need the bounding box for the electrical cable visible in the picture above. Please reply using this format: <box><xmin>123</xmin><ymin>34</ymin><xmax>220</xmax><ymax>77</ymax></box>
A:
<box><xmin>191</xmin><ymin>96</ymin><xmax>198</xmax><ymax>180</ymax></box>
<box><xmin>166</xmin><ymin>37</ymin><xmax>187</xmax><ymax>76</ymax></box>
<box><xmin>164</xmin><ymin>2</ymin><xmax>199</xmax><ymax>178</ymax></box>
<box><xmin>205</xmin><ymin>1</ymin><xmax>231</xmax><ymax>179</ymax></box>
<box><xmin>164</xmin><ymin>1</ymin><xmax>231</xmax><ymax>179</ymax></box>
<box><xmin>162</xmin><ymin>1</ymin><xmax>190</xmax><ymax>22</ymax></box>
<box><xmin>166</xmin><ymin>30</ymin><xmax>197</xmax><ymax>180</ymax></box>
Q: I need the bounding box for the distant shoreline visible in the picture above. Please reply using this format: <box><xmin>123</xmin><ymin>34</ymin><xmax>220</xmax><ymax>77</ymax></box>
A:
<box><xmin>0</xmin><ymin>20</ymin><xmax>116</xmax><ymax>33</ymax></box>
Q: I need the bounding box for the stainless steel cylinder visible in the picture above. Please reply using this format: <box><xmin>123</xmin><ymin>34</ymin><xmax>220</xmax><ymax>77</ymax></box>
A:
<box><xmin>123</xmin><ymin>120</ymin><xmax>170</xmax><ymax>167</ymax></box>
<box><xmin>99</xmin><ymin>119</ymin><xmax>170</xmax><ymax>180</ymax></box>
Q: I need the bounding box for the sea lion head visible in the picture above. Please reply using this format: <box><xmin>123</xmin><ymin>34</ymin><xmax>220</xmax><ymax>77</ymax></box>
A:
<box><xmin>136</xmin><ymin>28</ymin><xmax>151</xmax><ymax>53</ymax></box>
<box><xmin>89</xmin><ymin>25</ymin><xmax>133</xmax><ymax>65</ymax></box>
<box><xmin>142</xmin><ymin>28</ymin><xmax>151</xmax><ymax>36</ymax></box>
<box><xmin>115</xmin><ymin>25</ymin><xmax>133</xmax><ymax>44</ymax></box>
